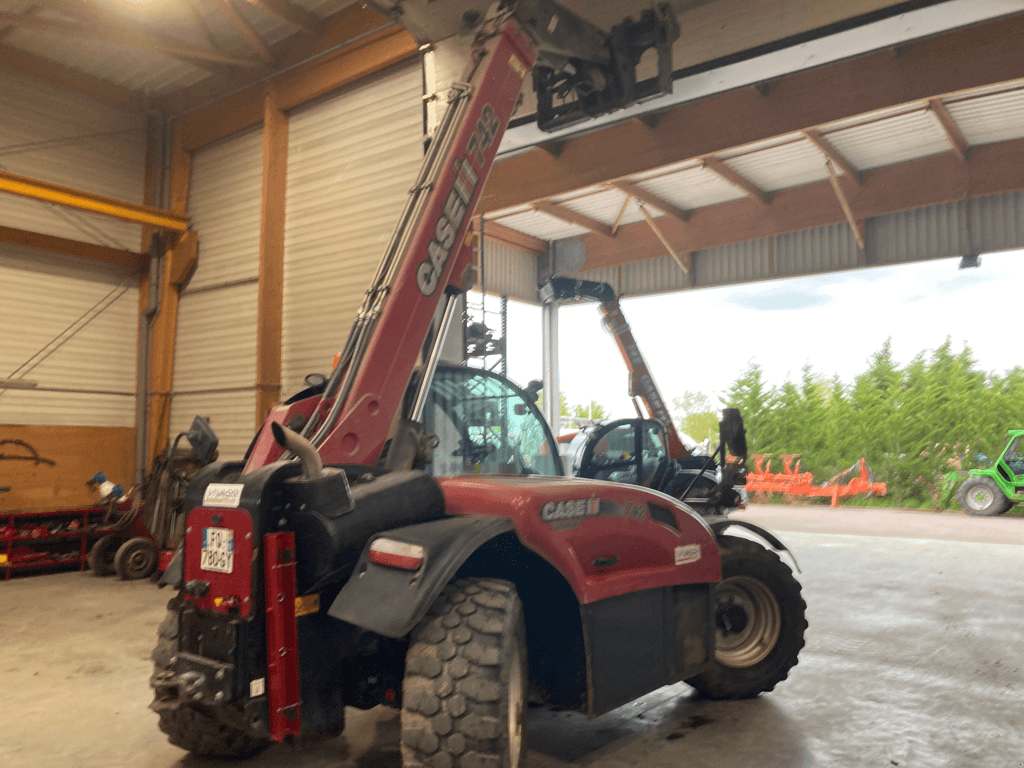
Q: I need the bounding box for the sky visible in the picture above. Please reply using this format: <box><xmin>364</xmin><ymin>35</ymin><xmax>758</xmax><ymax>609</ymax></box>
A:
<box><xmin>488</xmin><ymin>248</ymin><xmax>1024</xmax><ymax>426</ymax></box>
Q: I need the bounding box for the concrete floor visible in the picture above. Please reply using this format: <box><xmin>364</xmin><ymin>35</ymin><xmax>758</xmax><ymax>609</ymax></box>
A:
<box><xmin>1</xmin><ymin>505</ymin><xmax>1022</xmax><ymax>768</ymax></box>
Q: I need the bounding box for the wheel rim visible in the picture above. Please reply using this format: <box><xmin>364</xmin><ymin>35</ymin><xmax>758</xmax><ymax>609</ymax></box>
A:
<box><xmin>125</xmin><ymin>545</ymin><xmax>155</xmax><ymax>577</ymax></box>
<box><xmin>969</xmin><ymin>486</ymin><xmax>994</xmax><ymax>511</ymax></box>
<box><xmin>507</xmin><ymin>638</ymin><xmax>524</xmax><ymax>768</ymax></box>
<box><xmin>714</xmin><ymin>575</ymin><xmax>782</xmax><ymax>668</ymax></box>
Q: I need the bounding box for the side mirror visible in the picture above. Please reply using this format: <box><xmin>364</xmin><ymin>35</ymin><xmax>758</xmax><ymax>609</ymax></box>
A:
<box><xmin>524</xmin><ymin>379</ymin><xmax>543</xmax><ymax>403</ymax></box>
<box><xmin>186</xmin><ymin>415</ymin><xmax>219</xmax><ymax>465</ymax></box>
<box><xmin>719</xmin><ymin>408</ymin><xmax>747</xmax><ymax>462</ymax></box>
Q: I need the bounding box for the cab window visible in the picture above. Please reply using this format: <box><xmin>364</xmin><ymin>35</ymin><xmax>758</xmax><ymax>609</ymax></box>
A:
<box><xmin>422</xmin><ymin>366</ymin><xmax>563</xmax><ymax>477</ymax></box>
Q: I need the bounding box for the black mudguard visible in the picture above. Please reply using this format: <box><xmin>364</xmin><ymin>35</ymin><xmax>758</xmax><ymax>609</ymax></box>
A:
<box><xmin>328</xmin><ymin>515</ymin><xmax>515</xmax><ymax>639</ymax></box>
<box><xmin>704</xmin><ymin>517</ymin><xmax>801</xmax><ymax>573</ymax></box>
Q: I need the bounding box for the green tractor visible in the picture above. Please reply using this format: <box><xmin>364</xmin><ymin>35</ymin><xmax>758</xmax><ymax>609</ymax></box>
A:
<box><xmin>955</xmin><ymin>430</ymin><xmax>1024</xmax><ymax>516</ymax></box>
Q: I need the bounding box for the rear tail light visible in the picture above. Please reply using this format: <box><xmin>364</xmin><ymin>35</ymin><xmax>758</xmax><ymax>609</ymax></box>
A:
<box><xmin>369</xmin><ymin>538</ymin><xmax>425</xmax><ymax>570</ymax></box>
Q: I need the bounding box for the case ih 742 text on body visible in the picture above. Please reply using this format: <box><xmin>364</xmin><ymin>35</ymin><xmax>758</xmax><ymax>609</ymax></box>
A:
<box><xmin>150</xmin><ymin>3</ymin><xmax>807</xmax><ymax>764</ymax></box>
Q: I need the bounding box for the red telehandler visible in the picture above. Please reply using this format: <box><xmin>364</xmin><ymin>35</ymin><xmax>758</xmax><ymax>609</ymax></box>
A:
<box><xmin>540</xmin><ymin>276</ymin><xmax>749</xmax><ymax>514</ymax></box>
<box><xmin>150</xmin><ymin>3</ymin><xmax>806</xmax><ymax>764</ymax></box>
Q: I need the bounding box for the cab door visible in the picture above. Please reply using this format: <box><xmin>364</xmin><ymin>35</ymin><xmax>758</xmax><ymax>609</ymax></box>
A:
<box><xmin>997</xmin><ymin>435</ymin><xmax>1024</xmax><ymax>499</ymax></box>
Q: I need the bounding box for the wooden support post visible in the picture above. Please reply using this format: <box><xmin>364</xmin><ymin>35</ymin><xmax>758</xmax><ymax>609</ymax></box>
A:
<box><xmin>534</xmin><ymin>200</ymin><xmax>614</xmax><ymax>240</ymax></box>
<box><xmin>256</xmin><ymin>88</ymin><xmax>288</xmax><ymax>427</ymax></box>
<box><xmin>803</xmin><ymin>129</ymin><xmax>861</xmax><ymax>184</ymax></box>
<box><xmin>702</xmin><ymin>157</ymin><xmax>770</xmax><ymax>205</ymax></box>
<box><xmin>148</xmin><ymin>125</ymin><xmax>192</xmax><ymax>465</ymax></box>
<box><xmin>825</xmin><ymin>159</ymin><xmax>864</xmax><ymax>249</ymax></box>
<box><xmin>928</xmin><ymin>98</ymin><xmax>970</xmax><ymax>164</ymax></box>
<box><xmin>636</xmin><ymin>200</ymin><xmax>688</xmax><ymax>273</ymax></box>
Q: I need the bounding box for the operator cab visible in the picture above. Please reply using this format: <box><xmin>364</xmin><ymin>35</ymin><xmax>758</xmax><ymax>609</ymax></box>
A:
<box><xmin>569</xmin><ymin>419</ymin><xmax>671</xmax><ymax>488</ymax></box>
<box><xmin>422</xmin><ymin>364</ymin><xmax>564</xmax><ymax>477</ymax></box>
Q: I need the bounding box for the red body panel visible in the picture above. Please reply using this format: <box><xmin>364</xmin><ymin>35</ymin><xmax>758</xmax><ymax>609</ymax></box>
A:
<box><xmin>264</xmin><ymin>532</ymin><xmax>301</xmax><ymax>741</ymax></box>
<box><xmin>182</xmin><ymin>507</ymin><xmax>254</xmax><ymax>617</ymax></box>
<box><xmin>436</xmin><ymin>476</ymin><xmax>721</xmax><ymax>604</ymax></box>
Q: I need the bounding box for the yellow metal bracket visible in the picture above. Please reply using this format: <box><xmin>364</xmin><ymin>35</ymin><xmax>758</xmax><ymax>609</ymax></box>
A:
<box><xmin>0</xmin><ymin>169</ymin><xmax>189</xmax><ymax>232</ymax></box>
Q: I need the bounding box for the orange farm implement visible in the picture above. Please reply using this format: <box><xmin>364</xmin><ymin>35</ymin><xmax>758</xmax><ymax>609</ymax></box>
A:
<box><xmin>746</xmin><ymin>454</ymin><xmax>887</xmax><ymax>507</ymax></box>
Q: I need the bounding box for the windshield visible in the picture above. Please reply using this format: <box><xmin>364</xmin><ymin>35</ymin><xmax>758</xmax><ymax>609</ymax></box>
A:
<box><xmin>422</xmin><ymin>366</ymin><xmax>563</xmax><ymax>477</ymax></box>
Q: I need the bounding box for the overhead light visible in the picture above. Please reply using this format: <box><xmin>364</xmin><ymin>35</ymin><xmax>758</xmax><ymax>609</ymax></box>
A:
<box><xmin>958</xmin><ymin>254</ymin><xmax>981</xmax><ymax>269</ymax></box>
<box><xmin>0</xmin><ymin>379</ymin><xmax>38</xmax><ymax>390</ymax></box>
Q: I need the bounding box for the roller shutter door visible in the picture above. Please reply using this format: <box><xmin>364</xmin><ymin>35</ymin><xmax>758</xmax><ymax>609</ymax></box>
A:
<box><xmin>169</xmin><ymin>127</ymin><xmax>262</xmax><ymax>460</ymax></box>
<box><xmin>0</xmin><ymin>71</ymin><xmax>143</xmax><ymax>428</ymax></box>
<box><xmin>282</xmin><ymin>61</ymin><xmax>423</xmax><ymax>394</ymax></box>
<box><xmin>0</xmin><ymin>244</ymin><xmax>138</xmax><ymax>426</ymax></box>
<box><xmin>0</xmin><ymin>69</ymin><xmax>145</xmax><ymax>251</ymax></box>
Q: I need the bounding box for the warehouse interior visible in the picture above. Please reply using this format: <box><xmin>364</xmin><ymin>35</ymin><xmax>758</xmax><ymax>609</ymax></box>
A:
<box><xmin>1</xmin><ymin>1</ymin><xmax>1023</xmax><ymax>766</ymax></box>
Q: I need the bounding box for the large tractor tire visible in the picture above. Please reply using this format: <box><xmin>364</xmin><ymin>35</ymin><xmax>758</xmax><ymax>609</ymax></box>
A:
<box><xmin>402</xmin><ymin>578</ymin><xmax>528</xmax><ymax>768</ymax></box>
<box><xmin>150</xmin><ymin>603</ymin><xmax>271</xmax><ymax>758</ymax></box>
<box><xmin>686</xmin><ymin>536</ymin><xmax>806</xmax><ymax>700</ymax></box>
<box><xmin>957</xmin><ymin>476</ymin><xmax>1012</xmax><ymax>516</ymax></box>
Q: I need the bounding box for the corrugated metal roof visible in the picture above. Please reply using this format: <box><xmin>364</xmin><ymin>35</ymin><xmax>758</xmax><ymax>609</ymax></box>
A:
<box><xmin>637</xmin><ymin>165</ymin><xmax>747</xmax><ymax>210</ymax></box>
<box><xmin>822</xmin><ymin>109</ymin><xmax>949</xmax><ymax>171</ymax></box>
<box><xmin>945</xmin><ymin>87</ymin><xmax>1024</xmax><ymax>146</ymax></box>
<box><xmin>554</xmin><ymin>187</ymin><xmax>650</xmax><ymax>228</ymax></box>
<box><xmin>491</xmin><ymin>210</ymin><xmax>591</xmax><ymax>241</ymax></box>
<box><xmin>722</xmin><ymin>138</ymin><xmax>832</xmax><ymax>192</ymax></box>
<box><xmin>0</xmin><ymin>0</ymin><xmax>356</xmax><ymax>96</ymax></box>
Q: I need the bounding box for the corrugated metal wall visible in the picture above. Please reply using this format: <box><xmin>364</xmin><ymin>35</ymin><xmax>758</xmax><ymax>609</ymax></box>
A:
<box><xmin>0</xmin><ymin>69</ymin><xmax>146</xmax><ymax>251</ymax></box>
<box><xmin>281</xmin><ymin>62</ymin><xmax>423</xmax><ymax>395</ymax></box>
<box><xmin>479</xmin><ymin>239</ymin><xmax>538</xmax><ymax>303</ymax></box>
<box><xmin>0</xmin><ymin>73</ymin><xmax>143</xmax><ymax>427</ymax></box>
<box><xmin>0</xmin><ymin>243</ymin><xmax>138</xmax><ymax>426</ymax></box>
<box><xmin>169</xmin><ymin>126</ymin><xmax>263</xmax><ymax>460</ymax></box>
<box><xmin>567</xmin><ymin>191</ymin><xmax>1024</xmax><ymax>298</ymax></box>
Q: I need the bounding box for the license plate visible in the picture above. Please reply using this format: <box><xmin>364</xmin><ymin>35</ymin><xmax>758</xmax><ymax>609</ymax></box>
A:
<box><xmin>201</xmin><ymin>527</ymin><xmax>234</xmax><ymax>573</ymax></box>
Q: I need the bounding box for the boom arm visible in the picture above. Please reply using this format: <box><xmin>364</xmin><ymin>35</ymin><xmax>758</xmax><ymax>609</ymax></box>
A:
<box><xmin>243</xmin><ymin>4</ymin><xmax>680</xmax><ymax>473</ymax></box>
<box><xmin>540</xmin><ymin>277</ymin><xmax>691</xmax><ymax>460</ymax></box>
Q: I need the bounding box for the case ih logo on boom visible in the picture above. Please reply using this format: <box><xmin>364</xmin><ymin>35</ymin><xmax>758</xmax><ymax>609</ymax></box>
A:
<box><xmin>416</xmin><ymin>104</ymin><xmax>499</xmax><ymax>296</ymax></box>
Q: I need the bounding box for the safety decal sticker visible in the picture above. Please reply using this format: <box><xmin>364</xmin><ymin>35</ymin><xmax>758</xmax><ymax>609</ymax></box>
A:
<box><xmin>203</xmin><ymin>483</ymin><xmax>243</xmax><ymax>508</ymax></box>
<box><xmin>250</xmin><ymin>677</ymin><xmax>266</xmax><ymax>697</ymax></box>
<box><xmin>674</xmin><ymin>544</ymin><xmax>701</xmax><ymax>565</ymax></box>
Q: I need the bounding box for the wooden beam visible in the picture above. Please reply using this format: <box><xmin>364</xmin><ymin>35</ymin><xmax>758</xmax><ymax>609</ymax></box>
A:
<box><xmin>0</xmin><ymin>169</ymin><xmax>189</xmax><ymax>231</ymax></box>
<box><xmin>148</xmin><ymin>126</ymin><xmax>192</xmax><ymax>462</ymax></box>
<box><xmin>702</xmin><ymin>157</ymin><xmax>770</xmax><ymax>205</ymax></box>
<box><xmin>0</xmin><ymin>224</ymin><xmax>144</xmax><ymax>268</ymax></box>
<box><xmin>928</xmin><ymin>98</ymin><xmax>969</xmax><ymax>164</ymax></box>
<box><xmin>480</xmin><ymin>14</ymin><xmax>1024</xmax><ymax>213</ymax></box>
<box><xmin>176</xmin><ymin>22</ymin><xmax>417</xmax><ymax>152</ymax></box>
<box><xmin>825</xmin><ymin>159</ymin><xmax>864</xmax><ymax>249</ymax></box>
<box><xmin>635</xmin><ymin>201</ymin><xmax>688</xmax><ymax>273</ymax></box>
<box><xmin>210</xmin><ymin>0</ymin><xmax>277</xmax><ymax>66</ymax></box>
<box><xmin>575</xmin><ymin>137</ymin><xmax>1024</xmax><ymax>272</ymax></box>
<box><xmin>474</xmin><ymin>219</ymin><xmax>546</xmax><ymax>256</ymax></box>
<box><xmin>243</xmin><ymin>0</ymin><xmax>323</xmax><ymax>36</ymax></box>
<box><xmin>533</xmin><ymin>200</ymin><xmax>614</xmax><ymax>240</ymax></box>
<box><xmin>0</xmin><ymin>12</ymin><xmax>257</xmax><ymax>69</ymax></box>
<box><xmin>0</xmin><ymin>45</ymin><xmax>146</xmax><ymax>110</ymax></box>
<box><xmin>256</xmin><ymin>90</ymin><xmax>287</xmax><ymax>425</ymax></box>
<box><xmin>803</xmin><ymin>128</ymin><xmax>861</xmax><ymax>184</ymax></box>
<box><xmin>609</xmin><ymin>179</ymin><xmax>689</xmax><ymax>224</ymax></box>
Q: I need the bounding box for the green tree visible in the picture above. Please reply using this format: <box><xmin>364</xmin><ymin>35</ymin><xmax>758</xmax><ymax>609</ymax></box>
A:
<box><xmin>671</xmin><ymin>390</ymin><xmax>718</xmax><ymax>444</ymax></box>
<box><xmin>721</xmin><ymin>361</ymin><xmax>774</xmax><ymax>453</ymax></box>
<box><xmin>570</xmin><ymin>399</ymin><xmax>608</xmax><ymax>420</ymax></box>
